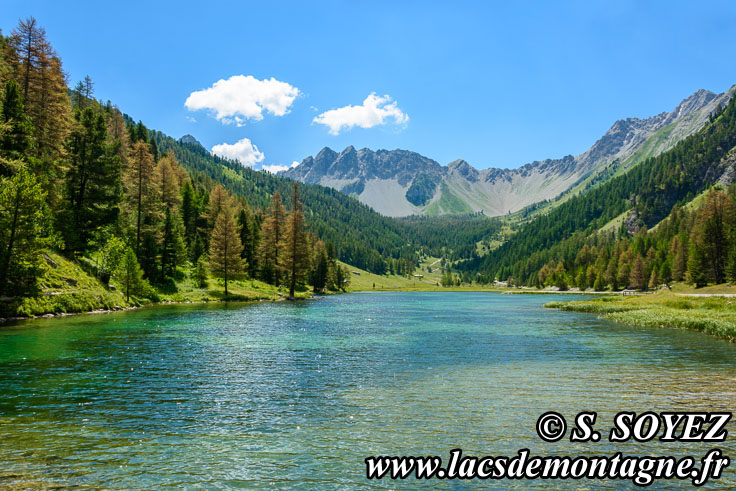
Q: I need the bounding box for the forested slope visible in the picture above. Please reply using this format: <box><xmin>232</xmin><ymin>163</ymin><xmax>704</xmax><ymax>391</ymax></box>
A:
<box><xmin>469</xmin><ymin>95</ymin><xmax>736</xmax><ymax>284</ymax></box>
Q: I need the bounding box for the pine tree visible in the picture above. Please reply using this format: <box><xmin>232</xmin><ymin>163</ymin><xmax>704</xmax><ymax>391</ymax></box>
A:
<box><xmin>208</xmin><ymin>199</ymin><xmax>244</xmax><ymax>296</ymax></box>
<box><xmin>257</xmin><ymin>191</ymin><xmax>285</xmax><ymax>285</ymax></box>
<box><xmin>726</xmin><ymin>242</ymin><xmax>736</xmax><ymax>283</ymax></box>
<box><xmin>237</xmin><ymin>206</ymin><xmax>258</xmax><ymax>275</ymax></box>
<box><xmin>0</xmin><ymin>80</ymin><xmax>33</xmax><ymax>162</ymax></box>
<box><xmin>60</xmin><ymin>107</ymin><xmax>121</xmax><ymax>256</ymax></box>
<box><xmin>180</xmin><ymin>180</ymin><xmax>197</xmax><ymax>246</ymax></box>
<box><xmin>280</xmin><ymin>183</ymin><xmax>310</xmax><ymax>298</ymax></box>
<box><xmin>687</xmin><ymin>239</ymin><xmax>708</xmax><ymax>288</ymax></box>
<box><xmin>310</xmin><ymin>241</ymin><xmax>329</xmax><ymax>292</ymax></box>
<box><xmin>697</xmin><ymin>190</ymin><xmax>732</xmax><ymax>284</ymax></box>
<box><xmin>160</xmin><ymin>208</ymin><xmax>184</xmax><ymax>282</ymax></box>
<box><xmin>194</xmin><ymin>256</ymin><xmax>208</xmax><ymax>288</ymax></box>
<box><xmin>593</xmin><ymin>272</ymin><xmax>606</xmax><ymax>291</ymax></box>
<box><xmin>117</xmin><ymin>247</ymin><xmax>146</xmax><ymax>302</ymax></box>
<box><xmin>604</xmin><ymin>258</ymin><xmax>618</xmax><ymax>290</ymax></box>
<box><xmin>0</xmin><ymin>167</ymin><xmax>49</xmax><ymax>295</ymax></box>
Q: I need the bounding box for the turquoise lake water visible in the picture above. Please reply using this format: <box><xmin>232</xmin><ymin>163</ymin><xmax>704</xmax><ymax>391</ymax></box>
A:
<box><xmin>0</xmin><ymin>292</ymin><xmax>734</xmax><ymax>488</ymax></box>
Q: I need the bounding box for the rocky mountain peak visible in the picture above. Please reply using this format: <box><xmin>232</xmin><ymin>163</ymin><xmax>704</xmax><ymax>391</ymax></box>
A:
<box><xmin>179</xmin><ymin>134</ymin><xmax>203</xmax><ymax>147</ymax></box>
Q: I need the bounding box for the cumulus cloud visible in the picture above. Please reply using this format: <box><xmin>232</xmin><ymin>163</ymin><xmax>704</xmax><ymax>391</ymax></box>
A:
<box><xmin>313</xmin><ymin>93</ymin><xmax>408</xmax><ymax>135</ymax></box>
<box><xmin>185</xmin><ymin>75</ymin><xmax>300</xmax><ymax>126</ymax></box>
<box><xmin>261</xmin><ymin>161</ymin><xmax>300</xmax><ymax>174</ymax></box>
<box><xmin>211</xmin><ymin>138</ymin><xmax>265</xmax><ymax>167</ymax></box>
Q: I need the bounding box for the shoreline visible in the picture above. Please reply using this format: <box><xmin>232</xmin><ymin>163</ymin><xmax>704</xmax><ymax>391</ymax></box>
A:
<box><xmin>0</xmin><ymin>294</ymin><xmax>315</xmax><ymax>326</ymax></box>
<box><xmin>545</xmin><ymin>293</ymin><xmax>736</xmax><ymax>343</ymax></box>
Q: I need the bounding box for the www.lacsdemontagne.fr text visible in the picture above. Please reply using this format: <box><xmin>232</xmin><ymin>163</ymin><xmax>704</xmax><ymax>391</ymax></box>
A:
<box><xmin>365</xmin><ymin>448</ymin><xmax>729</xmax><ymax>486</ymax></box>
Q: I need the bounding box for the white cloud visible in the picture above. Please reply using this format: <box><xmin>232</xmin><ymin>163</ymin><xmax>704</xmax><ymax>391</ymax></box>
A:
<box><xmin>261</xmin><ymin>161</ymin><xmax>300</xmax><ymax>174</ymax></box>
<box><xmin>313</xmin><ymin>93</ymin><xmax>409</xmax><ymax>135</ymax></box>
<box><xmin>211</xmin><ymin>138</ymin><xmax>265</xmax><ymax>167</ymax></box>
<box><xmin>185</xmin><ymin>75</ymin><xmax>300</xmax><ymax>126</ymax></box>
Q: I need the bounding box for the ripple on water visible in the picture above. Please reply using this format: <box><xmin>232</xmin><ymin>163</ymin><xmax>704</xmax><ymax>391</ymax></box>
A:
<box><xmin>0</xmin><ymin>292</ymin><xmax>735</xmax><ymax>488</ymax></box>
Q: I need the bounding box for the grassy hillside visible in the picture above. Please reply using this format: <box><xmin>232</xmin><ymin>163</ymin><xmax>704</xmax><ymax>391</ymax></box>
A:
<box><xmin>470</xmin><ymin>95</ymin><xmax>736</xmax><ymax>283</ymax></box>
<box><xmin>0</xmin><ymin>251</ymin><xmax>129</xmax><ymax>318</ymax></box>
<box><xmin>0</xmin><ymin>250</ymin><xmax>308</xmax><ymax>321</ymax></box>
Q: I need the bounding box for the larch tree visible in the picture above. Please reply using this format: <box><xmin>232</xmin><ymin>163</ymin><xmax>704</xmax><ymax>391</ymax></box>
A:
<box><xmin>257</xmin><ymin>191</ymin><xmax>285</xmax><ymax>285</ymax></box>
<box><xmin>280</xmin><ymin>183</ymin><xmax>310</xmax><ymax>298</ymax></box>
<box><xmin>125</xmin><ymin>140</ymin><xmax>157</xmax><ymax>254</ymax></box>
<box><xmin>154</xmin><ymin>152</ymin><xmax>182</xmax><ymax>210</ymax></box>
<box><xmin>630</xmin><ymin>256</ymin><xmax>647</xmax><ymax>290</ymax></box>
<box><xmin>9</xmin><ymin>17</ymin><xmax>70</xmax><ymax>163</ymax></box>
<box><xmin>208</xmin><ymin>198</ymin><xmax>244</xmax><ymax>296</ymax></box>
<box><xmin>206</xmin><ymin>184</ymin><xmax>229</xmax><ymax>230</ymax></box>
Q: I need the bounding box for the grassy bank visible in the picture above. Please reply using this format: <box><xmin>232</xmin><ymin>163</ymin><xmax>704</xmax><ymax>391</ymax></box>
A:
<box><xmin>0</xmin><ymin>251</ymin><xmax>309</xmax><ymax>321</ymax></box>
<box><xmin>343</xmin><ymin>261</ymin><xmax>506</xmax><ymax>292</ymax></box>
<box><xmin>545</xmin><ymin>290</ymin><xmax>736</xmax><ymax>341</ymax></box>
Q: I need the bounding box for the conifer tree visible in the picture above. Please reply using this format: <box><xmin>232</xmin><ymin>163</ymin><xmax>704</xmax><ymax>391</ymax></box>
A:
<box><xmin>671</xmin><ymin>235</ymin><xmax>687</xmax><ymax>281</ymax></box>
<box><xmin>194</xmin><ymin>256</ymin><xmax>208</xmax><ymax>288</ymax></box>
<box><xmin>687</xmin><ymin>239</ymin><xmax>708</xmax><ymax>288</ymax></box>
<box><xmin>310</xmin><ymin>241</ymin><xmax>329</xmax><ymax>292</ymax></box>
<box><xmin>154</xmin><ymin>152</ymin><xmax>181</xmax><ymax>210</ymax></box>
<box><xmin>180</xmin><ymin>180</ymin><xmax>197</xmax><ymax>246</ymax></box>
<box><xmin>0</xmin><ymin>167</ymin><xmax>49</xmax><ymax>295</ymax></box>
<box><xmin>648</xmin><ymin>269</ymin><xmax>659</xmax><ymax>290</ymax></box>
<box><xmin>117</xmin><ymin>247</ymin><xmax>146</xmax><ymax>302</ymax></box>
<box><xmin>160</xmin><ymin>208</ymin><xmax>184</xmax><ymax>282</ymax></box>
<box><xmin>280</xmin><ymin>183</ymin><xmax>310</xmax><ymax>298</ymax></box>
<box><xmin>61</xmin><ymin>107</ymin><xmax>121</xmax><ymax>256</ymax></box>
<box><xmin>208</xmin><ymin>199</ymin><xmax>244</xmax><ymax>296</ymax></box>
<box><xmin>237</xmin><ymin>206</ymin><xmax>261</xmax><ymax>277</ymax></box>
<box><xmin>125</xmin><ymin>140</ymin><xmax>156</xmax><ymax>254</ymax></box>
<box><xmin>258</xmin><ymin>191</ymin><xmax>285</xmax><ymax>285</ymax></box>
<box><xmin>9</xmin><ymin>17</ymin><xmax>70</xmax><ymax>161</ymax></box>
<box><xmin>0</xmin><ymin>80</ymin><xmax>33</xmax><ymax>162</ymax></box>
<box><xmin>206</xmin><ymin>184</ymin><xmax>229</xmax><ymax>230</ymax></box>
<box><xmin>630</xmin><ymin>256</ymin><xmax>646</xmax><ymax>290</ymax></box>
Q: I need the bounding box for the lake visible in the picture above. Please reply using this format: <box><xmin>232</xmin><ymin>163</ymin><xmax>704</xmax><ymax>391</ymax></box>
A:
<box><xmin>0</xmin><ymin>292</ymin><xmax>734</xmax><ymax>488</ymax></box>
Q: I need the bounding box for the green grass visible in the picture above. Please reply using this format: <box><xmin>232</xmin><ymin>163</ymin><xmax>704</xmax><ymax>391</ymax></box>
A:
<box><xmin>1</xmin><ymin>251</ymin><xmax>130</xmax><ymax>318</ymax></box>
<box><xmin>545</xmin><ymin>290</ymin><xmax>736</xmax><ymax>341</ymax></box>
<box><xmin>0</xmin><ymin>250</ymin><xmax>309</xmax><ymax>320</ymax></box>
<box><xmin>424</xmin><ymin>182</ymin><xmax>472</xmax><ymax>216</ymax></box>
<box><xmin>344</xmin><ymin>260</ymin><xmax>505</xmax><ymax>292</ymax></box>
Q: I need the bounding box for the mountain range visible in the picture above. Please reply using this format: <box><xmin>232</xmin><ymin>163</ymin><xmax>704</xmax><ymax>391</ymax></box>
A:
<box><xmin>282</xmin><ymin>87</ymin><xmax>735</xmax><ymax>217</ymax></box>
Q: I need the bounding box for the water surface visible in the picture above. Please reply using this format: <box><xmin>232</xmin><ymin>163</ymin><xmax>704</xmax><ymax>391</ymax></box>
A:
<box><xmin>1</xmin><ymin>292</ymin><xmax>734</xmax><ymax>488</ymax></box>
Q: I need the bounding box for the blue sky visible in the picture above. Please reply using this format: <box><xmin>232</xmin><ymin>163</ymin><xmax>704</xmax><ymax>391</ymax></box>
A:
<box><xmin>3</xmin><ymin>1</ymin><xmax>736</xmax><ymax>170</ymax></box>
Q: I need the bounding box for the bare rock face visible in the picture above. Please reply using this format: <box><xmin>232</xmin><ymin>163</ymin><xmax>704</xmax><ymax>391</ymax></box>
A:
<box><xmin>283</xmin><ymin>86</ymin><xmax>734</xmax><ymax>217</ymax></box>
<box><xmin>179</xmin><ymin>134</ymin><xmax>203</xmax><ymax>147</ymax></box>
<box><xmin>718</xmin><ymin>149</ymin><xmax>736</xmax><ymax>187</ymax></box>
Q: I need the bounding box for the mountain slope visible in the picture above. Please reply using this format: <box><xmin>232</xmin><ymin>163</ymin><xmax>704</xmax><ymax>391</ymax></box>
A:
<box><xmin>283</xmin><ymin>87</ymin><xmax>733</xmax><ymax>217</ymax></box>
<box><xmin>465</xmin><ymin>91</ymin><xmax>736</xmax><ymax>283</ymax></box>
